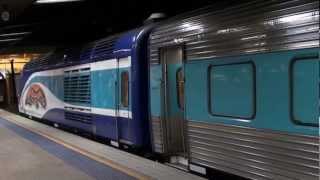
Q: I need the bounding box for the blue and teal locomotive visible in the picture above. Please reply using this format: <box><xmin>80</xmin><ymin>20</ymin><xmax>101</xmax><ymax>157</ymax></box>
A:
<box><xmin>19</xmin><ymin>29</ymin><xmax>152</xmax><ymax>149</ymax></box>
<box><xmin>19</xmin><ymin>0</ymin><xmax>319</xmax><ymax>179</ymax></box>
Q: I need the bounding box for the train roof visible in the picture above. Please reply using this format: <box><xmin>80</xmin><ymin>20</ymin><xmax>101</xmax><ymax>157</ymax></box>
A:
<box><xmin>149</xmin><ymin>0</ymin><xmax>319</xmax><ymax>62</ymax></box>
<box><xmin>23</xmin><ymin>27</ymin><xmax>146</xmax><ymax>71</ymax></box>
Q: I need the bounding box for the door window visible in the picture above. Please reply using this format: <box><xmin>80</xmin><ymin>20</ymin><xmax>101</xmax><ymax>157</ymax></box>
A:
<box><xmin>176</xmin><ymin>68</ymin><xmax>184</xmax><ymax>110</ymax></box>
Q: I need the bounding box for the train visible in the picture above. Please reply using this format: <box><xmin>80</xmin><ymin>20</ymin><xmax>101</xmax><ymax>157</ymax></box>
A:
<box><xmin>18</xmin><ymin>0</ymin><xmax>319</xmax><ymax>179</ymax></box>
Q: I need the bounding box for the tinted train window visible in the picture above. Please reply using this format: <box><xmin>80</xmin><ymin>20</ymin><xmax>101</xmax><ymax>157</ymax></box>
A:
<box><xmin>292</xmin><ymin>59</ymin><xmax>319</xmax><ymax>126</ymax></box>
<box><xmin>121</xmin><ymin>71</ymin><xmax>129</xmax><ymax>107</ymax></box>
<box><xmin>209</xmin><ymin>62</ymin><xmax>255</xmax><ymax>119</ymax></box>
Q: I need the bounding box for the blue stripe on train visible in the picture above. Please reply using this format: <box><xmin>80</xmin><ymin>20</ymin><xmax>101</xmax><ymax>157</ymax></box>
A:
<box><xmin>43</xmin><ymin>109</ymin><xmax>134</xmax><ymax>144</ymax></box>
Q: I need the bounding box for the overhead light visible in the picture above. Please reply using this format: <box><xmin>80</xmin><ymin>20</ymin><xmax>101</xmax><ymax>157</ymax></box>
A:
<box><xmin>0</xmin><ymin>38</ymin><xmax>22</xmax><ymax>42</ymax></box>
<box><xmin>35</xmin><ymin>0</ymin><xmax>84</xmax><ymax>4</ymax></box>
<box><xmin>0</xmin><ymin>32</ymin><xmax>32</xmax><ymax>37</ymax></box>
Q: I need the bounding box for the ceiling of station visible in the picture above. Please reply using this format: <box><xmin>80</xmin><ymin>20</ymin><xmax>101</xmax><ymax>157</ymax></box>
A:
<box><xmin>0</xmin><ymin>0</ymin><xmax>245</xmax><ymax>54</ymax></box>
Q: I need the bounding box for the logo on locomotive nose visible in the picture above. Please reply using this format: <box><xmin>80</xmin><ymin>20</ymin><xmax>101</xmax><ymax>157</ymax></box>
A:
<box><xmin>25</xmin><ymin>84</ymin><xmax>47</xmax><ymax>109</ymax></box>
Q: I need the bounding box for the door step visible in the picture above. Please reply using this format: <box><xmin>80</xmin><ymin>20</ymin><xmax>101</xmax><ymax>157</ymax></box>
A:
<box><xmin>165</xmin><ymin>156</ymin><xmax>189</xmax><ymax>171</ymax></box>
<box><xmin>165</xmin><ymin>162</ymin><xmax>189</xmax><ymax>172</ymax></box>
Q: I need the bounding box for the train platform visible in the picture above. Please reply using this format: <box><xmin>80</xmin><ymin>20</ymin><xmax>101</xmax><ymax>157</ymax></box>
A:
<box><xmin>0</xmin><ymin>109</ymin><xmax>205</xmax><ymax>180</ymax></box>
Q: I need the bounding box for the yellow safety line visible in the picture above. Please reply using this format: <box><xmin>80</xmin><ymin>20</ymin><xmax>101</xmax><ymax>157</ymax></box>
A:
<box><xmin>1</xmin><ymin>112</ymin><xmax>153</xmax><ymax>180</ymax></box>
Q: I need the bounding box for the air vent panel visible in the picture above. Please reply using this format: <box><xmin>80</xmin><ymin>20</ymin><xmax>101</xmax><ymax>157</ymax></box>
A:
<box><xmin>64</xmin><ymin>67</ymin><xmax>91</xmax><ymax>106</ymax></box>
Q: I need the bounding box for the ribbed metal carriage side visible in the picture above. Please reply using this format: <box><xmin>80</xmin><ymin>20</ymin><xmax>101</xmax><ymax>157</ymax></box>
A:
<box><xmin>149</xmin><ymin>0</ymin><xmax>319</xmax><ymax>64</ymax></box>
<box><xmin>188</xmin><ymin>121</ymin><xmax>319</xmax><ymax>180</ymax></box>
<box><xmin>149</xmin><ymin>0</ymin><xmax>319</xmax><ymax>179</ymax></box>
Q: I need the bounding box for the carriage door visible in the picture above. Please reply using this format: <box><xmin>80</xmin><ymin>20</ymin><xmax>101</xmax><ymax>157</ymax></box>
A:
<box><xmin>117</xmin><ymin>57</ymin><xmax>131</xmax><ymax>143</ymax></box>
<box><xmin>161</xmin><ymin>46</ymin><xmax>186</xmax><ymax>156</ymax></box>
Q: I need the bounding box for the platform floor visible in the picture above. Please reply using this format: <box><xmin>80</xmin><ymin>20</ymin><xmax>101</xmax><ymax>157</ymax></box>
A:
<box><xmin>0</xmin><ymin>109</ymin><xmax>206</xmax><ymax>180</ymax></box>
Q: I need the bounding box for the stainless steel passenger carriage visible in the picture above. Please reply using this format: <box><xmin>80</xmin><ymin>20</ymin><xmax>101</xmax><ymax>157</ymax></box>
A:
<box><xmin>148</xmin><ymin>0</ymin><xmax>320</xmax><ymax>179</ymax></box>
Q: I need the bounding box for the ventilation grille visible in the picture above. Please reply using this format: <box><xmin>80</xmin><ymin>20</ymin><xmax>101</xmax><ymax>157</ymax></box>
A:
<box><xmin>92</xmin><ymin>35</ymin><xmax>119</xmax><ymax>60</ymax></box>
<box><xmin>80</xmin><ymin>43</ymin><xmax>95</xmax><ymax>61</ymax></box>
<box><xmin>24</xmin><ymin>52</ymin><xmax>53</xmax><ymax>70</ymax></box>
<box><xmin>48</xmin><ymin>51</ymin><xmax>66</xmax><ymax>66</ymax></box>
<box><xmin>63</xmin><ymin>47</ymin><xmax>82</xmax><ymax>64</ymax></box>
<box><xmin>64</xmin><ymin>67</ymin><xmax>91</xmax><ymax>105</ymax></box>
<box><xmin>65</xmin><ymin>111</ymin><xmax>92</xmax><ymax>124</ymax></box>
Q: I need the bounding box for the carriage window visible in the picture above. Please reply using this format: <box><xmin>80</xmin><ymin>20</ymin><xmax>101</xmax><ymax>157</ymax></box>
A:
<box><xmin>292</xmin><ymin>59</ymin><xmax>319</xmax><ymax>126</ymax></box>
<box><xmin>176</xmin><ymin>68</ymin><xmax>184</xmax><ymax>110</ymax></box>
<box><xmin>209</xmin><ymin>62</ymin><xmax>255</xmax><ymax>119</ymax></box>
<box><xmin>121</xmin><ymin>71</ymin><xmax>129</xmax><ymax>107</ymax></box>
